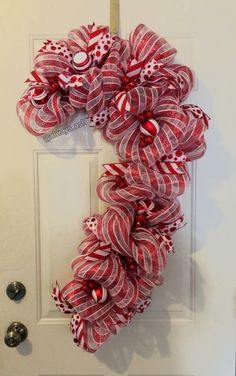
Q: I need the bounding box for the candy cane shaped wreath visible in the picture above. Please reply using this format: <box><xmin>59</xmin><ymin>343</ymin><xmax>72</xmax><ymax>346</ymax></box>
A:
<box><xmin>17</xmin><ymin>23</ymin><xmax>209</xmax><ymax>353</ymax></box>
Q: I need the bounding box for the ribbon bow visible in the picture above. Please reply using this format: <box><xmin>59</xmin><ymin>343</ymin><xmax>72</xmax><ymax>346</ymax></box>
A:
<box><xmin>68</xmin><ymin>23</ymin><xmax>116</xmax><ymax>72</ymax></box>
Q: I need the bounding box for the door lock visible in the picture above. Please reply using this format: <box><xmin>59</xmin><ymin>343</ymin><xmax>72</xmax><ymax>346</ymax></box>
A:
<box><xmin>6</xmin><ymin>281</ymin><xmax>26</xmax><ymax>301</ymax></box>
<box><xmin>4</xmin><ymin>322</ymin><xmax>28</xmax><ymax>348</ymax></box>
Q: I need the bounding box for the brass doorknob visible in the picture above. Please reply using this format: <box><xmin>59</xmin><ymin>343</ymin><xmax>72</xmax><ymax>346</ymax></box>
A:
<box><xmin>6</xmin><ymin>282</ymin><xmax>26</xmax><ymax>301</ymax></box>
<box><xmin>4</xmin><ymin>322</ymin><xmax>28</xmax><ymax>347</ymax></box>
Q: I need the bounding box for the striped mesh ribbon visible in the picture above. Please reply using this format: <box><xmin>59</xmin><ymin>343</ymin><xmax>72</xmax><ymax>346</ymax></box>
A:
<box><xmin>17</xmin><ymin>23</ymin><xmax>209</xmax><ymax>352</ymax></box>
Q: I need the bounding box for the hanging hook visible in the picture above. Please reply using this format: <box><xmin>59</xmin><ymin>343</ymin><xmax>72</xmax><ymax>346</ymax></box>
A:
<box><xmin>110</xmin><ymin>0</ymin><xmax>120</xmax><ymax>35</ymax></box>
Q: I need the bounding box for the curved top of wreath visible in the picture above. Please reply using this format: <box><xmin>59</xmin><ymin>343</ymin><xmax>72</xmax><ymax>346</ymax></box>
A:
<box><xmin>17</xmin><ymin>23</ymin><xmax>208</xmax><ymax>166</ymax></box>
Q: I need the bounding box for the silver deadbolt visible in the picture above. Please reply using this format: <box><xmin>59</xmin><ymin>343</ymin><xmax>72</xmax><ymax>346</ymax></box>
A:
<box><xmin>6</xmin><ymin>281</ymin><xmax>26</xmax><ymax>301</ymax></box>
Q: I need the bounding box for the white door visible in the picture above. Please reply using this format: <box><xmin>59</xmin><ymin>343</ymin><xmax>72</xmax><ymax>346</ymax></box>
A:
<box><xmin>0</xmin><ymin>0</ymin><xmax>235</xmax><ymax>375</ymax></box>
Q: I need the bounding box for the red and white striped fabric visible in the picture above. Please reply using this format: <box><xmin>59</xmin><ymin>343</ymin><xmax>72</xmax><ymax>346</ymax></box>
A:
<box><xmin>16</xmin><ymin>24</ymin><xmax>118</xmax><ymax>135</ymax></box>
<box><xmin>103</xmin><ymin>90</ymin><xmax>200</xmax><ymax>168</ymax></box>
<box><xmin>175</xmin><ymin>105</ymin><xmax>209</xmax><ymax>161</ymax></box>
<box><xmin>138</xmin><ymin>62</ymin><xmax>194</xmax><ymax>101</ymax></box>
<box><xmin>16</xmin><ymin>90</ymin><xmax>75</xmax><ymax>135</ymax></box>
<box><xmin>67</xmin><ymin>24</ymin><xmax>116</xmax><ymax>74</ymax></box>
<box><xmin>68</xmin><ymin>39</ymin><xmax>123</xmax><ymax>115</ymax></box>
<box><xmin>95</xmin><ymin>204</ymin><xmax>176</xmax><ymax>276</ymax></box>
<box><xmin>52</xmin><ymin>279</ymin><xmax>134</xmax><ymax>352</ymax></box>
<box><xmin>17</xmin><ymin>23</ymin><xmax>209</xmax><ymax>352</ymax></box>
<box><xmin>72</xmin><ymin>237</ymin><xmax>139</xmax><ymax>309</ymax></box>
<box><xmin>16</xmin><ymin>38</ymin><xmax>75</xmax><ymax>135</ymax></box>
<box><xmin>51</xmin><ymin>199</ymin><xmax>180</xmax><ymax>351</ymax></box>
<box><xmin>129</xmin><ymin>23</ymin><xmax>177</xmax><ymax>65</ymax></box>
<box><xmin>97</xmin><ymin>160</ymin><xmax>189</xmax><ymax>204</ymax></box>
<box><xmin>102</xmin><ymin>162</ymin><xmax>130</xmax><ymax>176</ymax></box>
<box><xmin>67</xmin><ymin>23</ymin><xmax>114</xmax><ymax>62</ymax></box>
<box><xmin>89</xmin><ymin>24</ymin><xmax>192</xmax><ymax>129</ymax></box>
<box><xmin>126</xmin><ymin>58</ymin><xmax>144</xmax><ymax>79</ymax></box>
<box><xmin>126</xmin><ymin>163</ymin><xmax>189</xmax><ymax>198</ymax></box>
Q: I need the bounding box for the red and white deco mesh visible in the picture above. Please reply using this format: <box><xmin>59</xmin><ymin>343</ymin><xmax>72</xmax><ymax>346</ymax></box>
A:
<box><xmin>17</xmin><ymin>23</ymin><xmax>209</xmax><ymax>352</ymax></box>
